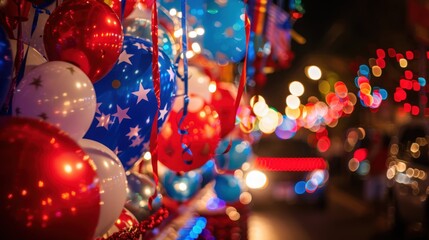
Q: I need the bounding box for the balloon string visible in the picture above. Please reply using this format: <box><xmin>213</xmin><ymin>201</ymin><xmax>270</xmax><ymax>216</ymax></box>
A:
<box><xmin>148</xmin><ymin>0</ymin><xmax>160</xmax><ymax>210</ymax></box>
<box><xmin>4</xmin><ymin>0</ymin><xmax>25</xmax><ymax>114</ymax></box>
<box><xmin>177</xmin><ymin>0</ymin><xmax>192</xmax><ymax>165</ymax></box>
<box><xmin>120</xmin><ymin>0</ymin><xmax>126</xmax><ymax>27</ymax></box>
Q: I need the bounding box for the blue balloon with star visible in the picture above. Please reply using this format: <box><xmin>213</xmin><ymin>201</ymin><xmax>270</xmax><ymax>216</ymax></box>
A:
<box><xmin>202</xmin><ymin>0</ymin><xmax>247</xmax><ymax>64</ymax></box>
<box><xmin>84</xmin><ymin>36</ymin><xmax>177</xmax><ymax>170</ymax></box>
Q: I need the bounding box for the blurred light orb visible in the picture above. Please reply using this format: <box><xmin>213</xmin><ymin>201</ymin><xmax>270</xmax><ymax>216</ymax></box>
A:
<box><xmin>250</xmin><ymin>95</ymin><xmax>266</xmax><ymax>107</ymax></box>
<box><xmin>245</xmin><ymin>170</ymin><xmax>267</xmax><ymax>189</ymax></box>
<box><xmin>348</xmin><ymin>158</ymin><xmax>359</xmax><ymax>172</ymax></box>
<box><xmin>289</xmin><ymin>81</ymin><xmax>305</xmax><ymax>96</ymax></box>
<box><xmin>319</xmin><ymin>80</ymin><xmax>330</xmax><ymax>94</ymax></box>
<box><xmin>253</xmin><ymin>101</ymin><xmax>269</xmax><ymax>117</ymax></box>
<box><xmin>275</xmin><ymin>116</ymin><xmax>297</xmax><ymax>139</ymax></box>
<box><xmin>306</xmin><ymin>65</ymin><xmax>322</xmax><ymax>80</ymax></box>
<box><xmin>285</xmin><ymin>106</ymin><xmax>301</xmax><ymax>120</ymax></box>
<box><xmin>294</xmin><ymin>181</ymin><xmax>306</xmax><ymax>194</ymax></box>
<box><xmin>286</xmin><ymin>95</ymin><xmax>300</xmax><ymax>109</ymax></box>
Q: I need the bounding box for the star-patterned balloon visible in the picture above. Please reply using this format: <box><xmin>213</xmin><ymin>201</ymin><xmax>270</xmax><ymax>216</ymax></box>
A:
<box><xmin>84</xmin><ymin>36</ymin><xmax>177</xmax><ymax>170</ymax></box>
<box><xmin>12</xmin><ymin>61</ymin><xmax>97</xmax><ymax>141</ymax></box>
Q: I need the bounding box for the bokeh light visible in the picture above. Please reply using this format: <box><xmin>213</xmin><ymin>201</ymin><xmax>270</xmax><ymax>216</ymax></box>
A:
<box><xmin>286</xmin><ymin>95</ymin><xmax>301</xmax><ymax>109</ymax></box>
<box><xmin>305</xmin><ymin>65</ymin><xmax>322</xmax><ymax>80</ymax></box>
<box><xmin>289</xmin><ymin>81</ymin><xmax>305</xmax><ymax>96</ymax></box>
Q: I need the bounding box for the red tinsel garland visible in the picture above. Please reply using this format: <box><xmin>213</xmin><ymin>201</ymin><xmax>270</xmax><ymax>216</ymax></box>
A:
<box><xmin>102</xmin><ymin>207</ymin><xmax>169</xmax><ymax>240</ymax></box>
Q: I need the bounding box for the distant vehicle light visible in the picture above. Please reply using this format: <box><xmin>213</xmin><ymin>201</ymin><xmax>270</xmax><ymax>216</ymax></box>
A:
<box><xmin>245</xmin><ymin>170</ymin><xmax>267</xmax><ymax>189</ymax></box>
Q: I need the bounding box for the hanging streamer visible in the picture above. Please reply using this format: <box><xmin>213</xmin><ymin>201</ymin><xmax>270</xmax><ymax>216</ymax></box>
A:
<box><xmin>234</xmin><ymin>13</ymin><xmax>251</xmax><ymax>129</ymax></box>
<box><xmin>120</xmin><ymin>0</ymin><xmax>126</xmax><ymax>24</ymax></box>
<box><xmin>3</xmin><ymin>1</ymin><xmax>25</xmax><ymax>115</ymax></box>
<box><xmin>148</xmin><ymin>0</ymin><xmax>160</xmax><ymax>210</ymax></box>
<box><xmin>177</xmin><ymin>0</ymin><xmax>192</xmax><ymax>165</ymax></box>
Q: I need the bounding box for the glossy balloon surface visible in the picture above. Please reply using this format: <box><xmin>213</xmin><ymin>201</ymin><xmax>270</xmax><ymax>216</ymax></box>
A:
<box><xmin>0</xmin><ymin>117</ymin><xmax>100</xmax><ymax>240</ymax></box>
<box><xmin>214</xmin><ymin>174</ymin><xmax>242</xmax><ymax>203</ymax></box>
<box><xmin>79</xmin><ymin>139</ymin><xmax>128</xmax><ymax>238</ymax></box>
<box><xmin>84</xmin><ymin>36</ymin><xmax>176</xmax><ymax>170</ymax></box>
<box><xmin>158</xmin><ymin>95</ymin><xmax>221</xmax><ymax>172</ymax></box>
<box><xmin>12</xmin><ymin>61</ymin><xmax>96</xmax><ymax>141</ymax></box>
<box><xmin>162</xmin><ymin>170</ymin><xmax>202</xmax><ymax>202</ymax></box>
<box><xmin>125</xmin><ymin>172</ymin><xmax>162</xmax><ymax>221</ymax></box>
<box><xmin>43</xmin><ymin>0</ymin><xmax>123</xmax><ymax>82</ymax></box>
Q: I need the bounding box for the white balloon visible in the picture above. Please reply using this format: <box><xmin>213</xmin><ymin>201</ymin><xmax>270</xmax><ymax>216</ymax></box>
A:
<box><xmin>9</xmin><ymin>39</ymin><xmax>47</xmax><ymax>76</ymax></box>
<box><xmin>12</xmin><ymin>61</ymin><xmax>96</xmax><ymax>140</ymax></box>
<box><xmin>176</xmin><ymin>66</ymin><xmax>212</xmax><ymax>104</ymax></box>
<box><xmin>78</xmin><ymin>139</ymin><xmax>128</xmax><ymax>238</ymax></box>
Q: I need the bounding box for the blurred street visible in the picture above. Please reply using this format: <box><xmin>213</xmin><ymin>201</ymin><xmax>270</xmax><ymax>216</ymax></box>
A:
<box><xmin>248</xmin><ymin>176</ymin><xmax>389</xmax><ymax>240</ymax></box>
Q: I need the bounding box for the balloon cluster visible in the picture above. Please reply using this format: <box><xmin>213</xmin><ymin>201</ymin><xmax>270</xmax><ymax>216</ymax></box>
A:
<box><xmin>0</xmin><ymin>0</ymin><xmax>257</xmax><ymax>237</ymax></box>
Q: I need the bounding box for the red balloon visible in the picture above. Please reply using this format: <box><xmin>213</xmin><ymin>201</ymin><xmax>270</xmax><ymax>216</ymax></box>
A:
<box><xmin>159</xmin><ymin>96</ymin><xmax>221</xmax><ymax>172</ymax></box>
<box><xmin>43</xmin><ymin>0</ymin><xmax>123</xmax><ymax>83</ymax></box>
<box><xmin>0</xmin><ymin>117</ymin><xmax>100</xmax><ymax>240</ymax></box>
<box><xmin>0</xmin><ymin>0</ymin><xmax>31</xmax><ymax>21</ymax></box>
<box><xmin>0</xmin><ymin>0</ymin><xmax>31</xmax><ymax>37</ymax></box>
<box><xmin>211</xmin><ymin>82</ymin><xmax>237</xmax><ymax>138</ymax></box>
<box><xmin>99</xmin><ymin>0</ymin><xmax>138</xmax><ymax>19</ymax></box>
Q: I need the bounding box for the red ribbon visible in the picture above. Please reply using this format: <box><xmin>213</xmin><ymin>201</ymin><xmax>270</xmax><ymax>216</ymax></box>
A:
<box><xmin>148</xmin><ymin>0</ymin><xmax>160</xmax><ymax>210</ymax></box>
<box><xmin>2</xmin><ymin>0</ymin><xmax>25</xmax><ymax>114</ymax></box>
<box><xmin>233</xmin><ymin>14</ymin><xmax>251</xmax><ymax>128</ymax></box>
<box><xmin>219</xmin><ymin>12</ymin><xmax>251</xmax><ymax>157</ymax></box>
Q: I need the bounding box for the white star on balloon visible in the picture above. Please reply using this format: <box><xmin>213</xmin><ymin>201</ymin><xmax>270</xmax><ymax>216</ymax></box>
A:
<box><xmin>112</xmin><ymin>105</ymin><xmax>131</xmax><ymax>123</ymax></box>
<box><xmin>96</xmin><ymin>113</ymin><xmax>112</xmax><ymax>130</ymax></box>
<box><xmin>159</xmin><ymin>104</ymin><xmax>169</xmax><ymax>120</ymax></box>
<box><xmin>118</xmin><ymin>50</ymin><xmax>134</xmax><ymax>65</ymax></box>
<box><xmin>132</xmin><ymin>83</ymin><xmax>151</xmax><ymax>104</ymax></box>
<box><xmin>126</xmin><ymin>125</ymin><xmax>141</xmax><ymax>139</ymax></box>
<box><xmin>167</xmin><ymin>67</ymin><xmax>175</xmax><ymax>81</ymax></box>
<box><xmin>95</xmin><ymin>102</ymin><xmax>102</xmax><ymax>115</ymax></box>
<box><xmin>133</xmin><ymin>42</ymin><xmax>148</xmax><ymax>51</ymax></box>
<box><xmin>130</xmin><ymin>136</ymin><xmax>144</xmax><ymax>147</ymax></box>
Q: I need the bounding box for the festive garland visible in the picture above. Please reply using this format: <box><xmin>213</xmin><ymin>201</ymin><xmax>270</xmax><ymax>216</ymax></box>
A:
<box><xmin>103</xmin><ymin>207</ymin><xmax>169</xmax><ymax>240</ymax></box>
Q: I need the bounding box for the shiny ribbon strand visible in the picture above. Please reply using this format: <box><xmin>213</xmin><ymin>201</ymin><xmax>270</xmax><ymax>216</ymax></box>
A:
<box><xmin>216</xmin><ymin>7</ymin><xmax>251</xmax><ymax>156</ymax></box>
<box><xmin>233</xmin><ymin>12</ymin><xmax>251</xmax><ymax>132</ymax></box>
<box><xmin>3</xmin><ymin>0</ymin><xmax>25</xmax><ymax>115</ymax></box>
<box><xmin>177</xmin><ymin>0</ymin><xmax>192</xmax><ymax>165</ymax></box>
<box><xmin>148</xmin><ymin>0</ymin><xmax>160</xmax><ymax>210</ymax></box>
<box><xmin>120</xmin><ymin>0</ymin><xmax>126</xmax><ymax>27</ymax></box>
